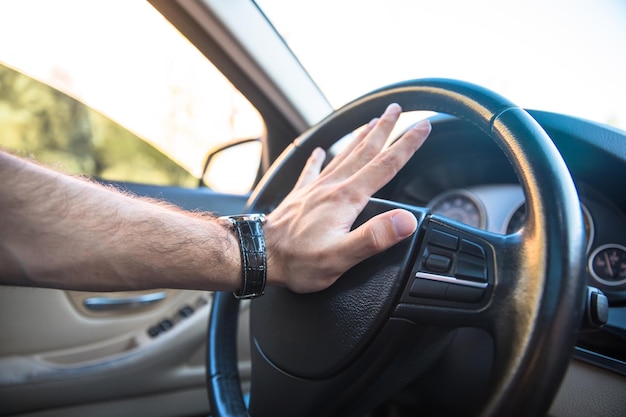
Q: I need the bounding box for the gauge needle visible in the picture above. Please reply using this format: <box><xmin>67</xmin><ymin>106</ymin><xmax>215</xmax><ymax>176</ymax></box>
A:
<box><xmin>603</xmin><ymin>252</ymin><xmax>614</xmax><ymax>277</ymax></box>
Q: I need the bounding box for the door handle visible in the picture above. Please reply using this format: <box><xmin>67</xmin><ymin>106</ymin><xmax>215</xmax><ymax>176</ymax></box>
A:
<box><xmin>83</xmin><ymin>291</ymin><xmax>167</xmax><ymax>311</ymax></box>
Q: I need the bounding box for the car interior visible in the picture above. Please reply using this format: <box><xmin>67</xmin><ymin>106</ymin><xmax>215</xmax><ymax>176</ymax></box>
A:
<box><xmin>0</xmin><ymin>1</ymin><xmax>625</xmax><ymax>416</ymax></box>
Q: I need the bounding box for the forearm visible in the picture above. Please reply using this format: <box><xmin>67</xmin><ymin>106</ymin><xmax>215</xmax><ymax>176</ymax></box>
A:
<box><xmin>0</xmin><ymin>152</ymin><xmax>241</xmax><ymax>292</ymax></box>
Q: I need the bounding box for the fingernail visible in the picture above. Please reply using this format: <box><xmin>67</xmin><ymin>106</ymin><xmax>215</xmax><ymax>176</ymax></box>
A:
<box><xmin>367</xmin><ymin>117</ymin><xmax>379</xmax><ymax>128</ymax></box>
<box><xmin>412</xmin><ymin>119</ymin><xmax>432</xmax><ymax>133</ymax></box>
<box><xmin>385</xmin><ymin>103</ymin><xmax>402</xmax><ymax>115</ymax></box>
<box><xmin>311</xmin><ymin>147</ymin><xmax>326</xmax><ymax>160</ymax></box>
<box><xmin>392</xmin><ymin>212</ymin><xmax>417</xmax><ymax>238</ymax></box>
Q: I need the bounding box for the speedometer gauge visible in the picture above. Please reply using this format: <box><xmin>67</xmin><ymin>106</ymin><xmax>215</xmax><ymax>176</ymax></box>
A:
<box><xmin>428</xmin><ymin>189</ymin><xmax>486</xmax><ymax>229</ymax></box>
<box><xmin>505</xmin><ymin>203</ymin><xmax>594</xmax><ymax>252</ymax></box>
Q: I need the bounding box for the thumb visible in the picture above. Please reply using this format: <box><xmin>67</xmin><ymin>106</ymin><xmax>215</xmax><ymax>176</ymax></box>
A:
<box><xmin>346</xmin><ymin>209</ymin><xmax>417</xmax><ymax>265</ymax></box>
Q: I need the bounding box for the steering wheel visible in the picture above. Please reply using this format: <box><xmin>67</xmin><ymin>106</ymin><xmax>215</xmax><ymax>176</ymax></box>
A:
<box><xmin>207</xmin><ymin>79</ymin><xmax>587</xmax><ymax>417</ymax></box>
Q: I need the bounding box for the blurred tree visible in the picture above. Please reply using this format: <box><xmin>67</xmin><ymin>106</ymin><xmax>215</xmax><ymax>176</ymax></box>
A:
<box><xmin>0</xmin><ymin>64</ymin><xmax>196</xmax><ymax>187</ymax></box>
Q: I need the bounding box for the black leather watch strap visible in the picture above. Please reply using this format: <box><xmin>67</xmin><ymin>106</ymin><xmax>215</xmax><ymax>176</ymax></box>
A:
<box><xmin>220</xmin><ymin>214</ymin><xmax>267</xmax><ymax>299</ymax></box>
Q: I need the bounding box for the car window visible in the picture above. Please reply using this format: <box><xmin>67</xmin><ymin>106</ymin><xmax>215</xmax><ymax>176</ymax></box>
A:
<box><xmin>0</xmin><ymin>63</ymin><xmax>197</xmax><ymax>187</ymax></box>
<box><xmin>0</xmin><ymin>0</ymin><xmax>264</xmax><ymax>190</ymax></box>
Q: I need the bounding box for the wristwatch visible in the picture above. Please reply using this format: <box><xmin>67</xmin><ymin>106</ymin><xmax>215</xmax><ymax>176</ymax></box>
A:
<box><xmin>219</xmin><ymin>214</ymin><xmax>267</xmax><ymax>299</ymax></box>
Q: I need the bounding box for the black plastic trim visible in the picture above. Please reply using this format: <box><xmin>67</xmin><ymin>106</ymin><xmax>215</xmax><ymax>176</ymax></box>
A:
<box><xmin>574</xmin><ymin>346</ymin><xmax>626</xmax><ymax>376</ymax></box>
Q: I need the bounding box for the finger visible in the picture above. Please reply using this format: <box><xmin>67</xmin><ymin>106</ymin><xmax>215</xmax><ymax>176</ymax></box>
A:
<box><xmin>322</xmin><ymin>117</ymin><xmax>378</xmax><ymax>174</ymax></box>
<box><xmin>346</xmin><ymin>119</ymin><xmax>431</xmax><ymax>198</ymax></box>
<box><xmin>338</xmin><ymin>209</ymin><xmax>418</xmax><ymax>267</ymax></box>
<box><xmin>322</xmin><ymin>103</ymin><xmax>403</xmax><ymax>181</ymax></box>
<box><xmin>293</xmin><ymin>147</ymin><xmax>326</xmax><ymax>190</ymax></box>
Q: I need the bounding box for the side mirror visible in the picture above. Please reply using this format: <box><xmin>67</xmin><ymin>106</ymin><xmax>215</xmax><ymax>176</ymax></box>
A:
<box><xmin>201</xmin><ymin>138</ymin><xmax>262</xmax><ymax>193</ymax></box>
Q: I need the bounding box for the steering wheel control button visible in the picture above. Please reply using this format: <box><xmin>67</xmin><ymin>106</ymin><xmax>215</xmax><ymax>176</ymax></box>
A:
<box><xmin>410</xmin><ymin>273</ymin><xmax>487</xmax><ymax>303</ymax></box>
<box><xmin>429</xmin><ymin>229</ymin><xmax>459</xmax><ymax>250</ymax></box>
<box><xmin>425</xmin><ymin>253</ymin><xmax>452</xmax><ymax>273</ymax></box>
<box><xmin>446</xmin><ymin>283</ymin><xmax>484</xmax><ymax>302</ymax></box>
<box><xmin>460</xmin><ymin>239</ymin><xmax>486</xmax><ymax>259</ymax></box>
<box><xmin>405</xmin><ymin>222</ymin><xmax>493</xmax><ymax>306</ymax></box>
<box><xmin>455</xmin><ymin>253</ymin><xmax>487</xmax><ymax>282</ymax></box>
<box><xmin>410</xmin><ymin>278</ymin><xmax>448</xmax><ymax>299</ymax></box>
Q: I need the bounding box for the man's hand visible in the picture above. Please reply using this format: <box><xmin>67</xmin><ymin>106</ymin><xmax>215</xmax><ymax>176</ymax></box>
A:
<box><xmin>264</xmin><ymin>103</ymin><xmax>431</xmax><ymax>293</ymax></box>
<box><xmin>0</xmin><ymin>103</ymin><xmax>429</xmax><ymax>294</ymax></box>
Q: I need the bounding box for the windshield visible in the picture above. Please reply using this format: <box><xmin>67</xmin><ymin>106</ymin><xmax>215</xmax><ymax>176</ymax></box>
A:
<box><xmin>256</xmin><ymin>0</ymin><xmax>626</xmax><ymax>131</ymax></box>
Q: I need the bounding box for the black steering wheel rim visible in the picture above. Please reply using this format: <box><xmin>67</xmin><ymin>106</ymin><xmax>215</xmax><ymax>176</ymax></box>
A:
<box><xmin>208</xmin><ymin>78</ymin><xmax>587</xmax><ymax>417</ymax></box>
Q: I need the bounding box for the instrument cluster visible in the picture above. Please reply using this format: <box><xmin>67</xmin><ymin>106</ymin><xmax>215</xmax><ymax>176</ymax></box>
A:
<box><xmin>425</xmin><ymin>185</ymin><xmax>626</xmax><ymax>294</ymax></box>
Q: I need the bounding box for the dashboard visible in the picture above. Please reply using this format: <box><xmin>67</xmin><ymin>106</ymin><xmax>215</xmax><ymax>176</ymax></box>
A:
<box><xmin>376</xmin><ymin>110</ymin><xmax>626</xmax><ymax>375</ymax></box>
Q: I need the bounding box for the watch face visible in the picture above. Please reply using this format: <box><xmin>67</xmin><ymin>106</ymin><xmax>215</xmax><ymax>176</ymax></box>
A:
<box><xmin>221</xmin><ymin>213</ymin><xmax>266</xmax><ymax>223</ymax></box>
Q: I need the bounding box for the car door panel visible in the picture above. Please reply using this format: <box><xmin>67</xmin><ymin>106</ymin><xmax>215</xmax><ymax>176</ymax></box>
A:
<box><xmin>0</xmin><ymin>184</ymin><xmax>250</xmax><ymax>416</ymax></box>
